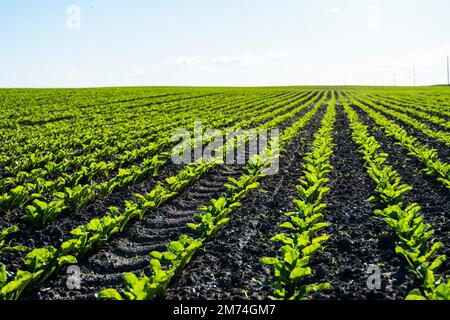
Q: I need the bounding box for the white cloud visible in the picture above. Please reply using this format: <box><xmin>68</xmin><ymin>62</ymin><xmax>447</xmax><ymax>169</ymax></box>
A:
<box><xmin>200</xmin><ymin>65</ymin><xmax>229</xmax><ymax>73</ymax></box>
<box><xmin>331</xmin><ymin>7</ymin><xmax>340</xmax><ymax>15</ymax></box>
<box><xmin>365</xmin><ymin>5</ymin><xmax>382</xmax><ymax>30</ymax></box>
<box><xmin>377</xmin><ymin>63</ymin><xmax>394</xmax><ymax>68</ymax></box>
<box><xmin>131</xmin><ymin>65</ymin><xmax>161</xmax><ymax>76</ymax></box>
<box><xmin>211</xmin><ymin>54</ymin><xmax>263</xmax><ymax>66</ymax></box>
<box><xmin>268</xmin><ymin>51</ymin><xmax>291</xmax><ymax>59</ymax></box>
<box><xmin>377</xmin><ymin>44</ymin><xmax>450</xmax><ymax>69</ymax></box>
<box><xmin>165</xmin><ymin>57</ymin><xmax>200</xmax><ymax>65</ymax></box>
<box><xmin>64</xmin><ymin>68</ymin><xmax>79</xmax><ymax>80</ymax></box>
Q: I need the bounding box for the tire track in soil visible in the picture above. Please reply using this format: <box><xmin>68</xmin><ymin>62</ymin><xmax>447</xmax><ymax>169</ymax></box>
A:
<box><xmin>351</xmin><ymin>105</ymin><xmax>450</xmax><ymax>276</ymax></box>
<box><xmin>31</xmin><ymin>165</ymin><xmax>245</xmax><ymax>300</ymax></box>
<box><xmin>309</xmin><ymin>104</ymin><xmax>416</xmax><ymax>300</ymax></box>
<box><xmin>1</xmin><ymin>92</ymin><xmax>313</xmax><ymax>271</ymax></box>
<box><xmin>30</xmin><ymin>93</ymin><xmax>323</xmax><ymax>300</ymax></box>
<box><xmin>0</xmin><ymin>164</ymin><xmax>181</xmax><ymax>272</ymax></box>
<box><xmin>166</xmin><ymin>103</ymin><xmax>328</xmax><ymax>300</ymax></box>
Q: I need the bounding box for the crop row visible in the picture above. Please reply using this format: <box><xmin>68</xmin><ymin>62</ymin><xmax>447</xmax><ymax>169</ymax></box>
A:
<box><xmin>341</xmin><ymin>93</ymin><xmax>449</xmax><ymax>300</ymax></box>
<box><xmin>96</xmin><ymin>92</ymin><xmax>331</xmax><ymax>300</ymax></box>
<box><xmin>0</xmin><ymin>91</ymin><xmax>228</xmax><ymax>158</ymax></box>
<box><xmin>0</xmin><ymin>91</ymin><xmax>320</xmax><ymax>236</ymax></box>
<box><xmin>362</xmin><ymin>94</ymin><xmax>450</xmax><ymax>131</ymax></box>
<box><xmin>344</xmin><ymin>93</ymin><xmax>450</xmax><ymax>190</ymax></box>
<box><xmin>260</xmin><ymin>92</ymin><xmax>336</xmax><ymax>300</ymax></box>
<box><xmin>0</xmin><ymin>90</ymin><xmax>308</xmax><ymax>197</ymax></box>
<box><xmin>0</xmin><ymin>90</ymin><xmax>295</xmax><ymax>185</ymax></box>
<box><xmin>0</xmin><ymin>91</ymin><xmax>328</xmax><ymax>299</ymax></box>
<box><xmin>367</xmin><ymin>94</ymin><xmax>450</xmax><ymax>121</ymax></box>
<box><xmin>346</xmin><ymin>92</ymin><xmax>450</xmax><ymax>147</ymax></box>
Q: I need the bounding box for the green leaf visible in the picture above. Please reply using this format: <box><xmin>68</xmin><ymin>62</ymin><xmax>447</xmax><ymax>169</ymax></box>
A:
<box><xmin>169</xmin><ymin>241</ymin><xmax>185</xmax><ymax>254</ymax></box>
<box><xmin>58</xmin><ymin>255</ymin><xmax>77</xmax><ymax>266</ymax></box>
<box><xmin>123</xmin><ymin>273</ymin><xmax>140</xmax><ymax>288</ymax></box>
<box><xmin>302</xmin><ymin>243</ymin><xmax>321</xmax><ymax>256</ymax></box>
<box><xmin>429</xmin><ymin>255</ymin><xmax>446</xmax><ymax>272</ymax></box>
<box><xmin>163</xmin><ymin>252</ymin><xmax>177</xmax><ymax>261</ymax></box>
<box><xmin>260</xmin><ymin>257</ymin><xmax>278</xmax><ymax>265</ymax></box>
<box><xmin>150</xmin><ymin>259</ymin><xmax>161</xmax><ymax>271</ymax></box>
<box><xmin>0</xmin><ymin>265</ymin><xmax>7</xmax><ymax>287</ymax></box>
<box><xmin>280</xmin><ymin>222</ymin><xmax>295</xmax><ymax>230</ymax></box>
<box><xmin>289</xmin><ymin>266</ymin><xmax>311</xmax><ymax>281</ymax></box>
<box><xmin>97</xmin><ymin>288</ymin><xmax>124</xmax><ymax>300</ymax></box>
<box><xmin>405</xmin><ymin>289</ymin><xmax>427</xmax><ymax>300</ymax></box>
<box><xmin>149</xmin><ymin>251</ymin><xmax>163</xmax><ymax>259</ymax></box>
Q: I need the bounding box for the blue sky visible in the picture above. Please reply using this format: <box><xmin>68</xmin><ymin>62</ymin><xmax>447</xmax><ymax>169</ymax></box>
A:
<box><xmin>1</xmin><ymin>0</ymin><xmax>449</xmax><ymax>87</ymax></box>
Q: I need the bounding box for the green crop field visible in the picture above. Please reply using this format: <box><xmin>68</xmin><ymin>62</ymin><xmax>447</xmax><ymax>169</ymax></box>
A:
<box><xmin>0</xmin><ymin>86</ymin><xmax>449</xmax><ymax>301</ymax></box>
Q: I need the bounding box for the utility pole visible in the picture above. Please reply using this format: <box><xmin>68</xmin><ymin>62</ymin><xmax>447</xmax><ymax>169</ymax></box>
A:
<box><xmin>447</xmin><ymin>56</ymin><xmax>449</xmax><ymax>86</ymax></box>
<box><xmin>413</xmin><ymin>66</ymin><xmax>416</xmax><ymax>87</ymax></box>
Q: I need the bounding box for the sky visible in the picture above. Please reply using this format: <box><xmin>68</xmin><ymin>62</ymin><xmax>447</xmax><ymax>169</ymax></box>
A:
<box><xmin>1</xmin><ymin>0</ymin><xmax>449</xmax><ymax>87</ymax></box>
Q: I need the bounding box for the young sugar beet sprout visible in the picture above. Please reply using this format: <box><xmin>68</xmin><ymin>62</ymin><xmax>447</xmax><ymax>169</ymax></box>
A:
<box><xmin>260</xmin><ymin>93</ymin><xmax>336</xmax><ymax>300</ymax></box>
<box><xmin>0</xmin><ymin>92</ymin><xmax>321</xmax><ymax>300</ymax></box>
<box><xmin>341</xmin><ymin>94</ymin><xmax>450</xmax><ymax>300</ymax></box>
<box><xmin>95</xmin><ymin>93</ymin><xmax>330</xmax><ymax>300</ymax></box>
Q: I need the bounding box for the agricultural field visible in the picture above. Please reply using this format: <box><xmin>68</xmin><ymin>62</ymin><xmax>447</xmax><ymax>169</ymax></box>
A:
<box><xmin>0</xmin><ymin>86</ymin><xmax>449</xmax><ymax>301</ymax></box>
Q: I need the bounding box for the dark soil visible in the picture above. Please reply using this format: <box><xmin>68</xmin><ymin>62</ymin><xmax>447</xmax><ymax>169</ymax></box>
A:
<box><xmin>166</xmin><ymin>103</ymin><xmax>327</xmax><ymax>300</ymax></box>
<box><xmin>366</xmin><ymin>97</ymin><xmax>450</xmax><ymax>133</ymax></box>
<box><xmin>3</xmin><ymin>92</ymin><xmax>442</xmax><ymax>301</ymax></box>
<box><xmin>308</xmin><ymin>105</ymin><xmax>416</xmax><ymax>300</ymax></box>
<box><xmin>0</xmin><ymin>91</ymin><xmax>316</xmax><ymax>271</ymax></box>
<box><xmin>0</xmin><ymin>163</ymin><xmax>181</xmax><ymax>273</ymax></box>
<box><xmin>31</xmin><ymin>164</ymin><xmax>245</xmax><ymax>300</ymax></box>
<box><xmin>371</xmin><ymin>95</ymin><xmax>450</xmax><ymax>122</ymax></box>
<box><xmin>351</xmin><ymin>96</ymin><xmax>450</xmax><ymax>161</ymax></box>
<box><xmin>168</xmin><ymin>103</ymin><xmax>417</xmax><ymax>300</ymax></box>
<box><xmin>352</xmin><ymin>105</ymin><xmax>450</xmax><ymax>276</ymax></box>
<box><xmin>25</xmin><ymin>92</ymin><xmax>324</xmax><ymax>300</ymax></box>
